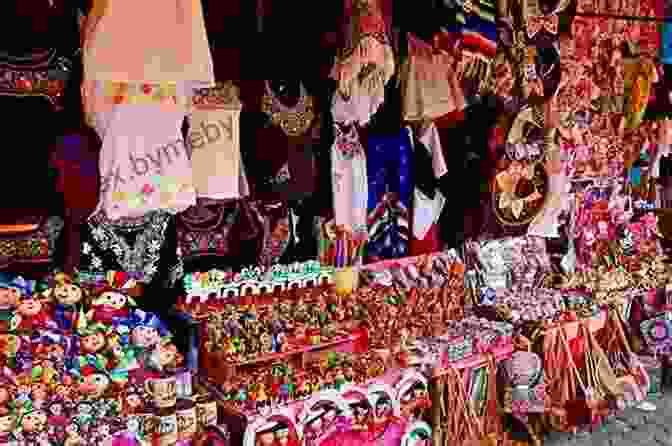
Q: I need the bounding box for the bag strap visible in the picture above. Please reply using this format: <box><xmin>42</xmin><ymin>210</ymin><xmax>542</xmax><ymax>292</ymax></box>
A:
<box><xmin>483</xmin><ymin>353</ymin><xmax>502</xmax><ymax>438</ymax></box>
<box><xmin>558</xmin><ymin>327</ymin><xmax>588</xmax><ymax>394</ymax></box>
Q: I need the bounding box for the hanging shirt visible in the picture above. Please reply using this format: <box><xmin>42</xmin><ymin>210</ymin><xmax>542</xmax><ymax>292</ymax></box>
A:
<box><xmin>402</xmin><ymin>33</ymin><xmax>466</xmax><ymax>121</ymax></box>
<box><xmin>412</xmin><ymin>123</ymin><xmax>447</xmax><ymax>240</ymax></box>
<box><xmin>189</xmin><ymin>82</ymin><xmax>243</xmax><ymax>199</ymax></box>
<box><xmin>80</xmin><ymin>211</ymin><xmax>183</xmax><ymax>295</ymax></box>
<box><xmin>239</xmin><ymin>80</ymin><xmax>319</xmax><ymax>202</ymax></box>
<box><xmin>82</xmin><ymin>0</ymin><xmax>214</xmax><ymax>86</ymax></box>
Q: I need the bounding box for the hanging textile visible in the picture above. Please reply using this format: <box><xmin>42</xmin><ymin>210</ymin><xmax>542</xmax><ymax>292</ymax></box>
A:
<box><xmin>410</xmin><ymin>123</ymin><xmax>447</xmax><ymax>255</ymax></box>
<box><xmin>366</xmin><ymin>128</ymin><xmax>413</xmax><ymax>261</ymax></box>
<box><xmin>401</xmin><ymin>33</ymin><xmax>466</xmax><ymax>121</ymax></box>
<box><xmin>240</xmin><ymin>80</ymin><xmax>319</xmax><ymax>203</ymax></box>
<box><xmin>80</xmin><ymin>211</ymin><xmax>182</xmax><ymax>290</ymax></box>
<box><xmin>90</xmin><ymin>95</ymin><xmax>197</xmax><ymax>220</ymax></box>
<box><xmin>331</xmin><ymin>124</ymin><xmax>369</xmax><ymax>238</ymax></box>
<box><xmin>189</xmin><ymin>81</ymin><xmax>243</xmax><ymax>199</ymax></box>
<box><xmin>81</xmin><ymin>0</ymin><xmax>214</xmax><ymax>86</ymax></box>
<box><xmin>330</xmin><ymin>0</ymin><xmax>395</xmax><ymax>125</ymax></box>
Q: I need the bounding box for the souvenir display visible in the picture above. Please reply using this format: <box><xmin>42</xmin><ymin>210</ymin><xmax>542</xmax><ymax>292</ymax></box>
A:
<box><xmin>2</xmin><ymin>0</ymin><xmax>670</xmax><ymax>444</ymax></box>
<box><xmin>0</xmin><ymin>272</ymin><xmax>227</xmax><ymax>446</ymax></box>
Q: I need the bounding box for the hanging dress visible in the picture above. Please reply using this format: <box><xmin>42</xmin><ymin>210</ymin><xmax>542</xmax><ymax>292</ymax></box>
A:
<box><xmin>330</xmin><ymin>124</ymin><xmax>369</xmax><ymax>239</ymax></box>
<box><xmin>189</xmin><ymin>81</ymin><xmax>243</xmax><ymax>199</ymax></box>
<box><xmin>82</xmin><ymin>0</ymin><xmax>215</xmax><ymax>220</ymax></box>
<box><xmin>366</xmin><ymin>128</ymin><xmax>414</xmax><ymax>261</ymax></box>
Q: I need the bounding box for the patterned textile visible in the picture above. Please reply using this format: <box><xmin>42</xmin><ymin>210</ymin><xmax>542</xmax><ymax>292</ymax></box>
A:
<box><xmin>502</xmin><ymin>351</ymin><xmax>545</xmax><ymax>415</ymax></box>
<box><xmin>331</xmin><ymin>124</ymin><xmax>369</xmax><ymax>237</ymax></box>
<box><xmin>366</xmin><ymin>128</ymin><xmax>413</xmax><ymax>261</ymax></box>
<box><xmin>0</xmin><ymin>217</ymin><xmax>63</xmax><ymax>267</ymax></box>
<box><xmin>80</xmin><ymin>211</ymin><xmax>182</xmax><ymax>290</ymax></box>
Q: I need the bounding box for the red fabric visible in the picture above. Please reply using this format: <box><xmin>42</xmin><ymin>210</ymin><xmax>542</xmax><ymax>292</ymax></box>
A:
<box><xmin>409</xmin><ymin>223</ymin><xmax>441</xmax><ymax>256</ymax></box>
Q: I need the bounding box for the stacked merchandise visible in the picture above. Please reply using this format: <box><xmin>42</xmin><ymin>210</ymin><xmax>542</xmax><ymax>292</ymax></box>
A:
<box><xmin>175</xmin><ymin>255</ymin><xmax>470</xmax><ymax>445</ymax></box>
<box><xmin>0</xmin><ymin>273</ymin><xmax>220</xmax><ymax>446</ymax></box>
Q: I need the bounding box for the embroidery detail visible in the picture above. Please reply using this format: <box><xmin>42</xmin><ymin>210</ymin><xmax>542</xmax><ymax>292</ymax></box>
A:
<box><xmin>334</xmin><ymin>124</ymin><xmax>365</xmax><ymax>160</ymax></box>
<box><xmin>176</xmin><ymin>205</ymin><xmax>240</xmax><ymax>259</ymax></box>
<box><xmin>85</xmin><ymin>211</ymin><xmax>170</xmax><ymax>283</ymax></box>
<box><xmin>0</xmin><ymin>217</ymin><xmax>63</xmax><ymax>262</ymax></box>
<box><xmin>525</xmin><ymin>14</ymin><xmax>558</xmax><ymax>38</ymax></box>
<box><xmin>261</xmin><ymin>81</ymin><xmax>315</xmax><ymax>137</ymax></box>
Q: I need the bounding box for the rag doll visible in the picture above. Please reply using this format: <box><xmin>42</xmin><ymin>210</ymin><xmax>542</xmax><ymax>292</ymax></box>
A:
<box><xmin>77</xmin><ymin>366</ymin><xmax>111</xmax><ymax>399</ymax></box>
<box><xmin>49</xmin><ymin>273</ymin><xmax>84</xmax><ymax>332</ymax></box>
<box><xmin>87</xmin><ymin>290</ymin><xmax>136</xmax><ymax>324</ymax></box>
<box><xmin>11</xmin><ymin>295</ymin><xmax>53</xmax><ymax>333</ymax></box>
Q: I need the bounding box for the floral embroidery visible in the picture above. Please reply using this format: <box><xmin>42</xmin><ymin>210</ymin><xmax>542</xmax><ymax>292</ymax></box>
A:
<box><xmin>83</xmin><ymin>211</ymin><xmax>170</xmax><ymax>283</ymax></box>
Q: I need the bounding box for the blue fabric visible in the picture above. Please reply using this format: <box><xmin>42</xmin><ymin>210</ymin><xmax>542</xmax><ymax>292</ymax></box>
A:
<box><xmin>662</xmin><ymin>23</ymin><xmax>672</xmax><ymax>64</ymax></box>
<box><xmin>366</xmin><ymin>129</ymin><xmax>414</xmax><ymax>260</ymax></box>
<box><xmin>366</xmin><ymin>129</ymin><xmax>414</xmax><ymax>212</ymax></box>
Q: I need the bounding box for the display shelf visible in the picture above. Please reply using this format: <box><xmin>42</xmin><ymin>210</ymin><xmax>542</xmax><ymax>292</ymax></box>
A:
<box><xmin>201</xmin><ymin>327</ymin><xmax>369</xmax><ymax>384</ymax></box>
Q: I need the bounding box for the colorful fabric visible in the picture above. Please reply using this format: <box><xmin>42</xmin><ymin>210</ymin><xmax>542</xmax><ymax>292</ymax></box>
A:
<box><xmin>82</xmin><ymin>0</ymin><xmax>214</xmax><ymax>85</ymax></box>
<box><xmin>402</xmin><ymin>33</ymin><xmax>466</xmax><ymax>121</ymax></box>
<box><xmin>80</xmin><ymin>211</ymin><xmax>182</xmax><ymax>289</ymax></box>
<box><xmin>0</xmin><ymin>217</ymin><xmax>63</xmax><ymax>267</ymax></box>
<box><xmin>91</xmin><ymin>102</ymin><xmax>197</xmax><ymax>220</ymax></box>
<box><xmin>366</xmin><ymin>128</ymin><xmax>414</xmax><ymax>261</ymax></box>
<box><xmin>189</xmin><ymin>82</ymin><xmax>243</xmax><ymax>199</ymax></box>
<box><xmin>331</xmin><ymin>124</ymin><xmax>369</xmax><ymax>237</ymax></box>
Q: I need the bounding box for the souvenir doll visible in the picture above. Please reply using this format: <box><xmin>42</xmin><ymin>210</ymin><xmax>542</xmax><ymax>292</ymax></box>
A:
<box><xmin>87</xmin><ymin>290</ymin><xmax>137</xmax><ymax>324</ymax></box>
<box><xmin>0</xmin><ymin>280</ymin><xmax>21</xmax><ymax>332</ymax></box>
<box><xmin>130</xmin><ymin>316</ymin><xmax>165</xmax><ymax>349</ymax></box>
<box><xmin>30</xmin><ymin>382</ymin><xmax>49</xmax><ymax>409</ymax></box>
<box><xmin>47</xmin><ymin>400</ymin><xmax>69</xmax><ymax>446</ymax></box>
<box><xmin>49</xmin><ymin>273</ymin><xmax>85</xmax><ymax>332</ymax></box>
<box><xmin>0</xmin><ymin>385</ymin><xmax>13</xmax><ymax>416</ymax></box>
<box><xmin>20</xmin><ymin>409</ymin><xmax>48</xmax><ymax>433</ymax></box>
<box><xmin>123</xmin><ymin>388</ymin><xmax>145</xmax><ymax>414</ymax></box>
<box><xmin>11</xmin><ymin>295</ymin><xmax>54</xmax><ymax>333</ymax></box>
<box><xmin>64</xmin><ymin>422</ymin><xmax>83</xmax><ymax>446</ymax></box>
<box><xmin>0</xmin><ymin>413</ymin><xmax>15</xmax><ymax>442</ymax></box>
<box><xmin>78</xmin><ymin>324</ymin><xmax>112</xmax><ymax>371</ymax></box>
<box><xmin>78</xmin><ymin>366</ymin><xmax>111</xmax><ymax>399</ymax></box>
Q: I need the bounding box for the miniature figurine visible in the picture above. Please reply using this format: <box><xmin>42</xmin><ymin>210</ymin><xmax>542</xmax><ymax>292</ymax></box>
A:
<box><xmin>130</xmin><ymin>324</ymin><xmax>162</xmax><ymax>349</ymax></box>
<box><xmin>0</xmin><ymin>282</ymin><xmax>20</xmax><ymax>332</ymax></box>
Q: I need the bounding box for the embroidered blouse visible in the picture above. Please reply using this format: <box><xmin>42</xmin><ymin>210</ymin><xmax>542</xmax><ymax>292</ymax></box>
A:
<box><xmin>82</xmin><ymin>0</ymin><xmax>214</xmax><ymax>86</ymax></box>
<box><xmin>330</xmin><ymin>0</ymin><xmax>395</xmax><ymax>124</ymax></box>
<box><xmin>239</xmin><ymin>80</ymin><xmax>320</xmax><ymax>203</ymax></box>
<box><xmin>80</xmin><ymin>211</ymin><xmax>183</xmax><ymax>296</ymax></box>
